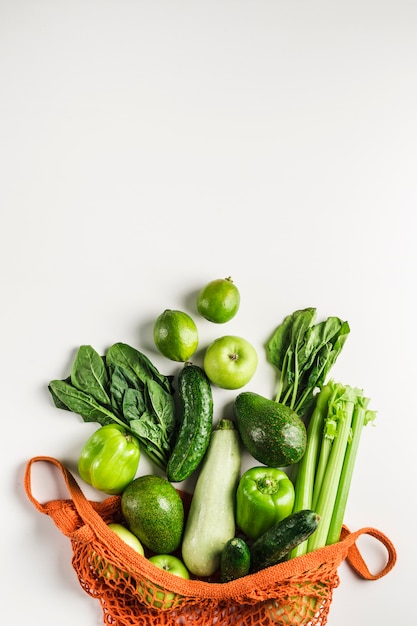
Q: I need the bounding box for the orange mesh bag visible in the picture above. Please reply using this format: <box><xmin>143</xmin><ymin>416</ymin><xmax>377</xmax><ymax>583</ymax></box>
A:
<box><xmin>24</xmin><ymin>456</ymin><xmax>397</xmax><ymax>626</ymax></box>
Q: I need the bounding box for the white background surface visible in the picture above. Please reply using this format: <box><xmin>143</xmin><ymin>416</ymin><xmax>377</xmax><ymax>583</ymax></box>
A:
<box><xmin>1</xmin><ymin>2</ymin><xmax>416</xmax><ymax>625</ymax></box>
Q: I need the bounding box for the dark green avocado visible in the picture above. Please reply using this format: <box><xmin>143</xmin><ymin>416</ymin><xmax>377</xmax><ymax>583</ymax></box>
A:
<box><xmin>234</xmin><ymin>392</ymin><xmax>307</xmax><ymax>466</ymax></box>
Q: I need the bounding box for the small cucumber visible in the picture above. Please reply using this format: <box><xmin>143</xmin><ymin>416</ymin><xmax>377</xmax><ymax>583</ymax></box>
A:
<box><xmin>220</xmin><ymin>537</ymin><xmax>251</xmax><ymax>583</ymax></box>
<box><xmin>250</xmin><ymin>509</ymin><xmax>320</xmax><ymax>573</ymax></box>
<box><xmin>166</xmin><ymin>363</ymin><xmax>213</xmax><ymax>483</ymax></box>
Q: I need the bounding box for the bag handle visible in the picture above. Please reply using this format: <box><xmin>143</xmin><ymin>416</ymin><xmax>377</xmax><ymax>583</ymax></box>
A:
<box><xmin>24</xmin><ymin>456</ymin><xmax>113</xmax><ymax>540</ymax></box>
<box><xmin>340</xmin><ymin>525</ymin><xmax>397</xmax><ymax>580</ymax></box>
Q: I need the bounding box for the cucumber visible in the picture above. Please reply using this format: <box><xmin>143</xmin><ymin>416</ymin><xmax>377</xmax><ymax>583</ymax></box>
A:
<box><xmin>220</xmin><ymin>537</ymin><xmax>251</xmax><ymax>583</ymax></box>
<box><xmin>166</xmin><ymin>363</ymin><xmax>213</xmax><ymax>483</ymax></box>
<box><xmin>250</xmin><ymin>509</ymin><xmax>320</xmax><ymax>573</ymax></box>
<box><xmin>181</xmin><ymin>419</ymin><xmax>242</xmax><ymax>577</ymax></box>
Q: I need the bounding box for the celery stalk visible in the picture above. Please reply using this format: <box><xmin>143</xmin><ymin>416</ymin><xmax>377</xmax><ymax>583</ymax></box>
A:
<box><xmin>307</xmin><ymin>385</ymin><xmax>356</xmax><ymax>552</ymax></box>
<box><xmin>289</xmin><ymin>384</ymin><xmax>332</xmax><ymax>558</ymax></box>
<box><xmin>326</xmin><ymin>398</ymin><xmax>376</xmax><ymax>544</ymax></box>
<box><xmin>311</xmin><ymin>415</ymin><xmax>337</xmax><ymax>509</ymax></box>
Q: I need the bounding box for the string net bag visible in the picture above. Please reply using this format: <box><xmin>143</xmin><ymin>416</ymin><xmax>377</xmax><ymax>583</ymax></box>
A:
<box><xmin>24</xmin><ymin>456</ymin><xmax>397</xmax><ymax>626</ymax></box>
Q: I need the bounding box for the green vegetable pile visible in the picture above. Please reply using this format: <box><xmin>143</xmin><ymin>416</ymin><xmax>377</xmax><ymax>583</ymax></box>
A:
<box><xmin>49</xmin><ymin>342</ymin><xmax>177</xmax><ymax>471</ymax></box>
<box><xmin>45</xmin><ymin>278</ymin><xmax>382</xmax><ymax>585</ymax></box>
<box><xmin>265</xmin><ymin>307</ymin><xmax>376</xmax><ymax>553</ymax></box>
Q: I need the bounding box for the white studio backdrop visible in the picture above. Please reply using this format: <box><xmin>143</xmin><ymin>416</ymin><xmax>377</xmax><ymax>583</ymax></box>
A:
<box><xmin>1</xmin><ymin>2</ymin><xmax>416</xmax><ymax>625</ymax></box>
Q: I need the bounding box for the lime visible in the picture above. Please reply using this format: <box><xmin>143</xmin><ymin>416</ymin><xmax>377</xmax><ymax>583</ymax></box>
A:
<box><xmin>153</xmin><ymin>309</ymin><xmax>199</xmax><ymax>362</ymax></box>
<box><xmin>196</xmin><ymin>276</ymin><xmax>240</xmax><ymax>323</ymax></box>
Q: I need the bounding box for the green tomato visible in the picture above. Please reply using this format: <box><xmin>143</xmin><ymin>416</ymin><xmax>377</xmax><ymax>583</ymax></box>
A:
<box><xmin>78</xmin><ymin>424</ymin><xmax>140</xmax><ymax>494</ymax></box>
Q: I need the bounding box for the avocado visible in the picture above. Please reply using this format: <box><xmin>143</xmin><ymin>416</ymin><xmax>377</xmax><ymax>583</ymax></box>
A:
<box><xmin>121</xmin><ymin>475</ymin><xmax>184</xmax><ymax>554</ymax></box>
<box><xmin>234</xmin><ymin>392</ymin><xmax>306</xmax><ymax>466</ymax></box>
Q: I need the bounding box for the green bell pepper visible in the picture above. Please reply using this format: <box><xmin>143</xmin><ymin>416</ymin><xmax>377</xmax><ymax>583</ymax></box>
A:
<box><xmin>78</xmin><ymin>424</ymin><xmax>140</xmax><ymax>495</ymax></box>
<box><xmin>236</xmin><ymin>466</ymin><xmax>295</xmax><ymax>540</ymax></box>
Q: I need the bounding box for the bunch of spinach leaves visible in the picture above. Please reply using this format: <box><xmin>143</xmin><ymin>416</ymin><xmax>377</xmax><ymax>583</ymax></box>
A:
<box><xmin>49</xmin><ymin>342</ymin><xmax>177</xmax><ymax>471</ymax></box>
<box><xmin>266</xmin><ymin>307</ymin><xmax>350</xmax><ymax>420</ymax></box>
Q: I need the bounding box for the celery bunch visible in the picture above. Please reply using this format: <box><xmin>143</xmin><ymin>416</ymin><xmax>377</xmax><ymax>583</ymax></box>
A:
<box><xmin>291</xmin><ymin>381</ymin><xmax>376</xmax><ymax>557</ymax></box>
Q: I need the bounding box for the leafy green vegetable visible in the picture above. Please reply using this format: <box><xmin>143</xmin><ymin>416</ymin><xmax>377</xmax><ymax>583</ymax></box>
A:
<box><xmin>48</xmin><ymin>379</ymin><xmax>118</xmax><ymax>425</ymax></box>
<box><xmin>290</xmin><ymin>381</ymin><xmax>376</xmax><ymax>557</ymax></box>
<box><xmin>109</xmin><ymin>364</ymin><xmax>143</xmax><ymax>415</ymax></box>
<box><xmin>146</xmin><ymin>378</ymin><xmax>176</xmax><ymax>434</ymax></box>
<box><xmin>106</xmin><ymin>342</ymin><xmax>172</xmax><ymax>393</ymax></box>
<box><xmin>266</xmin><ymin>308</ymin><xmax>350</xmax><ymax>419</ymax></box>
<box><xmin>71</xmin><ymin>345</ymin><xmax>111</xmax><ymax>405</ymax></box>
<box><xmin>48</xmin><ymin>343</ymin><xmax>178</xmax><ymax>471</ymax></box>
<box><xmin>122</xmin><ymin>387</ymin><xmax>147</xmax><ymax>422</ymax></box>
<box><xmin>325</xmin><ymin>392</ymin><xmax>375</xmax><ymax>545</ymax></box>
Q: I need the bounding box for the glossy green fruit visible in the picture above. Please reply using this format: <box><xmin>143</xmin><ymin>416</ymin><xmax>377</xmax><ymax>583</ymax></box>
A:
<box><xmin>121</xmin><ymin>475</ymin><xmax>184</xmax><ymax>554</ymax></box>
<box><xmin>234</xmin><ymin>392</ymin><xmax>307</xmax><ymax>466</ymax></box>
<box><xmin>108</xmin><ymin>523</ymin><xmax>145</xmax><ymax>555</ymax></box>
<box><xmin>137</xmin><ymin>555</ymin><xmax>189</xmax><ymax>610</ymax></box>
<box><xmin>149</xmin><ymin>554</ymin><xmax>189</xmax><ymax>579</ymax></box>
<box><xmin>153</xmin><ymin>309</ymin><xmax>198</xmax><ymax>362</ymax></box>
<box><xmin>203</xmin><ymin>335</ymin><xmax>258</xmax><ymax>389</ymax></box>
<box><xmin>197</xmin><ymin>276</ymin><xmax>240</xmax><ymax>323</ymax></box>
<box><xmin>220</xmin><ymin>537</ymin><xmax>251</xmax><ymax>582</ymax></box>
<box><xmin>78</xmin><ymin>424</ymin><xmax>140</xmax><ymax>495</ymax></box>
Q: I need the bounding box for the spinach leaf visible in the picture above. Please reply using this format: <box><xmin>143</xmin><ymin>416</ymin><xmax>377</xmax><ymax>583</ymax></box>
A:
<box><xmin>305</xmin><ymin>320</ymin><xmax>350</xmax><ymax>391</ymax></box>
<box><xmin>127</xmin><ymin>419</ymin><xmax>170</xmax><ymax>469</ymax></box>
<box><xmin>48</xmin><ymin>379</ymin><xmax>120</xmax><ymax>426</ymax></box>
<box><xmin>123</xmin><ymin>387</ymin><xmax>173</xmax><ymax>469</ymax></box>
<box><xmin>106</xmin><ymin>342</ymin><xmax>172</xmax><ymax>393</ymax></box>
<box><xmin>300</xmin><ymin>317</ymin><xmax>347</xmax><ymax>372</ymax></box>
<box><xmin>71</xmin><ymin>345</ymin><xmax>111</xmax><ymax>405</ymax></box>
<box><xmin>145</xmin><ymin>378</ymin><xmax>176</xmax><ymax>436</ymax></box>
<box><xmin>266</xmin><ymin>308</ymin><xmax>350</xmax><ymax>420</ymax></box>
<box><xmin>122</xmin><ymin>387</ymin><xmax>147</xmax><ymax>422</ymax></box>
<box><xmin>265</xmin><ymin>309</ymin><xmax>311</xmax><ymax>371</ymax></box>
<box><xmin>109</xmin><ymin>364</ymin><xmax>143</xmax><ymax>416</ymax></box>
<box><xmin>286</xmin><ymin>308</ymin><xmax>317</xmax><ymax>393</ymax></box>
<box><xmin>48</xmin><ymin>376</ymin><xmax>72</xmax><ymax>410</ymax></box>
<box><xmin>294</xmin><ymin>317</ymin><xmax>350</xmax><ymax>408</ymax></box>
<box><xmin>266</xmin><ymin>308</ymin><xmax>316</xmax><ymax>405</ymax></box>
<box><xmin>129</xmin><ymin>416</ymin><xmax>163</xmax><ymax>446</ymax></box>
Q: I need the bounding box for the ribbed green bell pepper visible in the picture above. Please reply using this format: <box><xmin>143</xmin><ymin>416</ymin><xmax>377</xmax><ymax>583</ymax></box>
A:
<box><xmin>236</xmin><ymin>466</ymin><xmax>295</xmax><ymax>540</ymax></box>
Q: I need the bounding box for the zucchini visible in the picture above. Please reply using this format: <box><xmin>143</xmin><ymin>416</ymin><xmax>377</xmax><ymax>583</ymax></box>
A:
<box><xmin>166</xmin><ymin>364</ymin><xmax>213</xmax><ymax>483</ymax></box>
<box><xmin>220</xmin><ymin>537</ymin><xmax>251</xmax><ymax>583</ymax></box>
<box><xmin>250</xmin><ymin>509</ymin><xmax>320</xmax><ymax>573</ymax></box>
<box><xmin>181</xmin><ymin>419</ymin><xmax>242</xmax><ymax>577</ymax></box>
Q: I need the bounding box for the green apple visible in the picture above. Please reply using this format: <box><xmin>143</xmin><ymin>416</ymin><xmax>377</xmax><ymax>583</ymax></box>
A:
<box><xmin>203</xmin><ymin>335</ymin><xmax>258</xmax><ymax>389</ymax></box>
<box><xmin>149</xmin><ymin>554</ymin><xmax>190</xmax><ymax>579</ymax></box>
<box><xmin>92</xmin><ymin>523</ymin><xmax>145</xmax><ymax>581</ymax></box>
<box><xmin>108</xmin><ymin>523</ymin><xmax>145</xmax><ymax>556</ymax></box>
<box><xmin>138</xmin><ymin>555</ymin><xmax>189</xmax><ymax>609</ymax></box>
